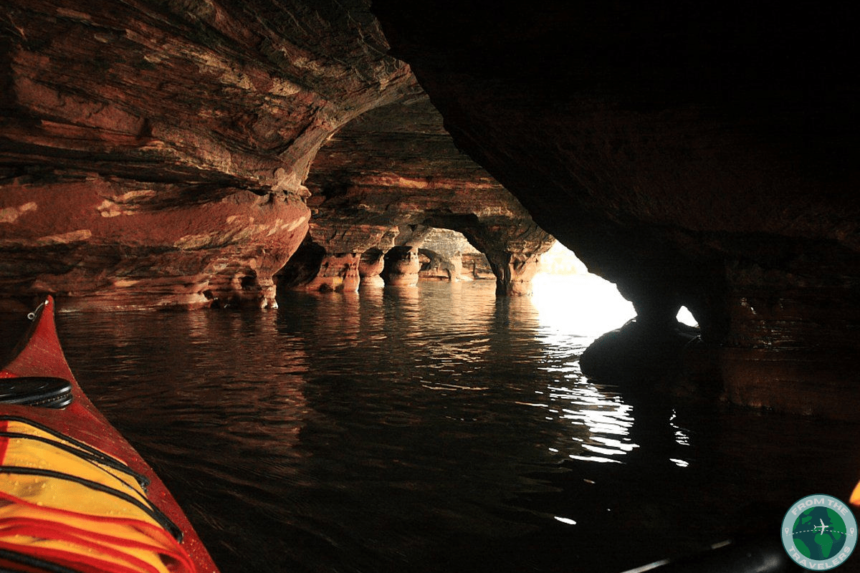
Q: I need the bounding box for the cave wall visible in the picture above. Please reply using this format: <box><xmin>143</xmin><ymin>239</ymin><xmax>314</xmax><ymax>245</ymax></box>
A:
<box><xmin>417</xmin><ymin>228</ymin><xmax>492</xmax><ymax>282</ymax></box>
<box><xmin>371</xmin><ymin>1</ymin><xmax>860</xmax><ymax>418</ymax></box>
<box><xmin>0</xmin><ymin>0</ymin><xmax>551</xmax><ymax>306</ymax></box>
<box><xmin>0</xmin><ymin>179</ymin><xmax>308</xmax><ymax>310</ymax></box>
<box><xmin>0</xmin><ymin>0</ymin><xmax>416</xmax><ymax>309</ymax></box>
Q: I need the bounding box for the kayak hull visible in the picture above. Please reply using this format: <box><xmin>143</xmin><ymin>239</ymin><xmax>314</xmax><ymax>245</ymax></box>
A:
<box><xmin>1</xmin><ymin>297</ymin><xmax>218</xmax><ymax>573</ymax></box>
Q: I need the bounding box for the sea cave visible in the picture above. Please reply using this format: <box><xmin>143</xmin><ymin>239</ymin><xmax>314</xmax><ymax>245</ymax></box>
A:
<box><xmin>1</xmin><ymin>2</ymin><xmax>859</xmax><ymax>572</ymax></box>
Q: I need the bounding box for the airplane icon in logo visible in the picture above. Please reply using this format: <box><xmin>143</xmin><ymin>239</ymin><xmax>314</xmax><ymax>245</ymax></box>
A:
<box><xmin>814</xmin><ymin>519</ymin><xmax>829</xmax><ymax>535</ymax></box>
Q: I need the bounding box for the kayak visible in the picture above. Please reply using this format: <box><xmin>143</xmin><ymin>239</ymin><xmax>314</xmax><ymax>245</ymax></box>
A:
<box><xmin>0</xmin><ymin>296</ymin><xmax>219</xmax><ymax>573</ymax></box>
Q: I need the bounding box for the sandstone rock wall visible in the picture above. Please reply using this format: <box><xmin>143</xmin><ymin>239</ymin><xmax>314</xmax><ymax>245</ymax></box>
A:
<box><xmin>0</xmin><ymin>177</ymin><xmax>309</xmax><ymax>309</ymax></box>
<box><xmin>0</xmin><ymin>0</ymin><xmax>416</xmax><ymax>309</ymax></box>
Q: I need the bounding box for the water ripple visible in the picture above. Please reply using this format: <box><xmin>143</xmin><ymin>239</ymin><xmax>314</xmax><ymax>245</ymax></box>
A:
<box><xmin>0</xmin><ymin>280</ymin><xmax>852</xmax><ymax>573</ymax></box>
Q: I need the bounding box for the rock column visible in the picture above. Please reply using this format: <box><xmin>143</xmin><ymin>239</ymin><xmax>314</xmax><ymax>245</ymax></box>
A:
<box><xmin>302</xmin><ymin>254</ymin><xmax>361</xmax><ymax>293</ymax></box>
<box><xmin>381</xmin><ymin>246</ymin><xmax>420</xmax><ymax>287</ymax></box>
<box><xmin>359</xmin><ymin>250</ymin><xmax>387</xmax><ymax>288</ymax></box>
<box><xmin>493</xmin><ymin>253</ymin><xmax>542</xmax><ymax>296</ymax></box>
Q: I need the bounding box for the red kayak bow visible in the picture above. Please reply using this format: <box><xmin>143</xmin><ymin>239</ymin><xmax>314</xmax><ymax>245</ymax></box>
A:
<box><xmin>0</xmin><ymin>296</ymin><xmax>218</xmax><ymax>573</ymax></box>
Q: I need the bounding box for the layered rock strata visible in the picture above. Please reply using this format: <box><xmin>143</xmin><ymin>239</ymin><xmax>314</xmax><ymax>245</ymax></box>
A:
<box><xmin>0</xmin><ymin>0</ymin><xmax>416</xmax><ymax>309</ymax></box>
<box><xmin>293</xmin><ymin>96</ymin><xmax>554</xmax><ymax>295</ymax></box>
<box><xmin>372</xmin><ymin>1</ymin><xmax>860</xmax><ymax>417</ymax></box>
<box><xmin>0</xmin><ymin>178</ymin><xmax>307</xmax><ymax>310</ymax></box>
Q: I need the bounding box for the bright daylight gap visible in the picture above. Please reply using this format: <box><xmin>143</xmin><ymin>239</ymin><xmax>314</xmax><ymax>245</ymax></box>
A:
<box><xmin>531</xmin><ymin>242</ymin><xmax>697</xmax><ymax>337</ymax></box>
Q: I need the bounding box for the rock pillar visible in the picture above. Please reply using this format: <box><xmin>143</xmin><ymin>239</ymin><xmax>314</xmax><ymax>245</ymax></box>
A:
<box><xmin>381</xmin><ymin>246</ymin><xmax>420</xmax><ymax>287</ymax></box>
<box><xmin>359</xmin><ymin>250</ymin><xmax>386</xmax><ymax>288</ymax></box>
<box><xmin>303</xmin><ymin>254</ymin><xmax>361</xmax><ymax>293</ymax></box>
<box><xmin>486</xmin><ymin>252</ymin><xmax>543</xmax><ymax>296</ymax></box>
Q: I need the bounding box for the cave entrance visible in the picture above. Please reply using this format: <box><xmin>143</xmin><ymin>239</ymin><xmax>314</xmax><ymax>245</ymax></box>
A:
<box><xmin>532</xmin><ymin>242</ymin><xmax>635</xmax><ymax>336</ymax></box>
<box><xmin>414</xmin><ymin>228</ymin><xmax>493</xmax><ymax>284</ymax></box>
<box><xmin>533</xmin><ymin>242</ymin><xmax>699</xmax><ymax>335</ymax></box>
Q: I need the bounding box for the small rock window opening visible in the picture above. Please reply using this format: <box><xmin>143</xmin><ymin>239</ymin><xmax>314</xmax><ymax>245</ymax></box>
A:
<box><xmin>416</xmin><ymin>228</ymin><xmax>492</xmax><ymax>282</ymax></box>
<box><xmin>676</xmin><ymin>306</ymin><xmax>698</xmax><ymax>327</ymax></box>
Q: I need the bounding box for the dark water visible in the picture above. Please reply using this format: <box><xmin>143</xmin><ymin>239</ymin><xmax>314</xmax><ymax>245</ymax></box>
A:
<box><xmin>3</xmin><ymin>279</ymin><xmax>859</xmax><ymax>572</ymax></box>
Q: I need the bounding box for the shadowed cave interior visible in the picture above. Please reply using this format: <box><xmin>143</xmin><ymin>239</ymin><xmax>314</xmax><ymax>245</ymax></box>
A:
<box><xmin>1</xmin><ymin>1</ymin><xmax>859</xmax><ymax>571</ymax></box>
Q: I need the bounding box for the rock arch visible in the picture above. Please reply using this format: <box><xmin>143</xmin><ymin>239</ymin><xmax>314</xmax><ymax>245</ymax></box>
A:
<box><xmin>0</xmin><ymin>0</ymin><xmax>416</xmax><ymax>310</ymax></box>
<box><xmin>291</xmin><ymin>96</ymin><xmax>554</xmax><ymax>295</ymax></box>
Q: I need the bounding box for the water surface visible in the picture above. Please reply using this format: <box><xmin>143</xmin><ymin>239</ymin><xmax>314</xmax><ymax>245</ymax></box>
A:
<box><xmin>4</xmin><ymin>279</ymin><xmax>858</xmax><ymax>572</ymax></box>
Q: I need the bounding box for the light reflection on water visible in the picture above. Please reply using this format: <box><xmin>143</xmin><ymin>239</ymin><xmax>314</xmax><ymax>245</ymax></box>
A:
<box><xmin>2</xmin><ymin>279</ymin><xmax>857</xmax><ymax>573</ymax></box>
<box><xmin>530</xmin><ymin>274</ymin><xmax>639</xmax><ymax>465</ymax></box>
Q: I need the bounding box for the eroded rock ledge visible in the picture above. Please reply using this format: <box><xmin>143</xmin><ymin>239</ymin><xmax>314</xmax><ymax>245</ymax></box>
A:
<box><xmin>1</xmin><ymin>0</ymin><xmax>416</xmax><ymax>309</ymax></box>
<box><xmin>0</xmin><ymin>177</ymin><xmax>308</xmax><ymax>310</ymax></box>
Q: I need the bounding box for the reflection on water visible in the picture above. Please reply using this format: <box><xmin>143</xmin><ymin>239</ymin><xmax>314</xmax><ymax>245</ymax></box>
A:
<box><xmin>530</xmin><ymin>276</ymin><xmax>638</xmax><ymax>465</ymax></box>
<box><xmin>2</xmin><ymin>280</ymin><xmax>858</xmax><ymax>573</ymax></box>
